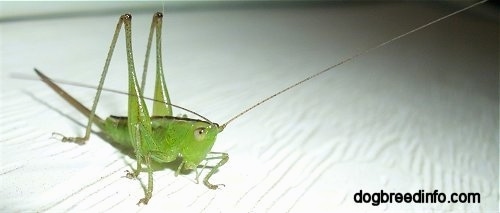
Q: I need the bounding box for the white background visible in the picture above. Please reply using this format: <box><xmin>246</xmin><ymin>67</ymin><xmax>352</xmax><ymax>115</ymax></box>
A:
<box><xmin>1</xmin><ymin>1</ymin><xmax>498</xmax><ymax>212</ymax></box>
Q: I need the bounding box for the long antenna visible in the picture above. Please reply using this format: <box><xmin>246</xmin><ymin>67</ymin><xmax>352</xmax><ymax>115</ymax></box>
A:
<box><xmin>221</xmin><ymin>0</ymin><xmax>487</xmax><ymax>130</ymax></box>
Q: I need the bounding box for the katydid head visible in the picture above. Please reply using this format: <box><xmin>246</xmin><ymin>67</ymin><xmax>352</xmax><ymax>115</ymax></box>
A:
<box><xmin>179</xmin><ymin>120</ymin><xmax>222</xmax><ymax>170</ymax></box>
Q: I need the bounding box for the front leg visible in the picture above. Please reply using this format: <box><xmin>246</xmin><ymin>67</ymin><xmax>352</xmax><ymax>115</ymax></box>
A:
<box><xmin>202</xmin><ymin>152</ymin><xmax>229</xmax><ymax>190</ymax></box>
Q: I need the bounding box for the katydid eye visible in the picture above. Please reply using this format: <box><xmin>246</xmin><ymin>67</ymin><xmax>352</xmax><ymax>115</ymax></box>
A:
<box><xmin>194</xmin><ymin>127</ymin><xmax>206</xmax><ymax>141</ymax></box>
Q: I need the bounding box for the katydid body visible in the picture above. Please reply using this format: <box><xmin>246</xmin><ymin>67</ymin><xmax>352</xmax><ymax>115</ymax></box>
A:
<box><xmin>35</xmin><ymin>70</ymin><xmax>223</xmax><ymax>172</ymax></box>
<box><xmin>35</xmin><ymin>12</ymin><xmax>227</xmax><ymax>205</ymax></box>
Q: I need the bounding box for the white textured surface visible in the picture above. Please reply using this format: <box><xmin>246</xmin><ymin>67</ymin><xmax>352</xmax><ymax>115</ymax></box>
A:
<box><xmin>1</xmin><ymin>2</ymin><xmax>498</xmax><ymax>212</ymax></box>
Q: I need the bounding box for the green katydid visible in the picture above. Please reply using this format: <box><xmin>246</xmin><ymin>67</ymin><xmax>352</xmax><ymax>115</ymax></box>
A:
<box><xmin>35</xmin><ymin>13</ymin><xmax>226</xmax><ymax>205</ymax></box>
<box><xmin>33</xmin><ymin>1</ymin><xmax>486</xmax><ymax>205</ymax></box>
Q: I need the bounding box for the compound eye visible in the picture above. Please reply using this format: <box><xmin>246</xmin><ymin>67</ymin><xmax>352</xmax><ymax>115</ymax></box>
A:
<box><xmin>194</xmin><ymin>127</ymin><xmax>207</xmax><ymax>141</ymax></box>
